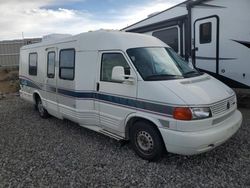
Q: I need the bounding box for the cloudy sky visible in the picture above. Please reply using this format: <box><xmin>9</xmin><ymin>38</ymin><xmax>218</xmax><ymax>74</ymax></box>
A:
<box><xmin>0</xmin><ymin>0</ymin><xmax>183</xmax><ymax>40</ymax></box>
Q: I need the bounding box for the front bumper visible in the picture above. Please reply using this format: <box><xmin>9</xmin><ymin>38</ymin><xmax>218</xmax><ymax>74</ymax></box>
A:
<box><xmin>159</xmin><ymin>110</ymin><xmax>242</xmax><ymax>155</ymax></box>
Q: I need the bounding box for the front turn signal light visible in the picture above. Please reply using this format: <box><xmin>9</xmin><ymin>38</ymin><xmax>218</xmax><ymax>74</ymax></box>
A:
<box><xmin>173</xmin><ymin>107</ymin><xmax>192</xmax><ymax>120</ymax></box>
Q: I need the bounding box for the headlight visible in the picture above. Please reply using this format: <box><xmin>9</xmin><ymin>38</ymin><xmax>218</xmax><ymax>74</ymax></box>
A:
<box><xmin>191</xmin><ymin>107</ymin><xmax>211</xmax><ymax>119</ymax></box>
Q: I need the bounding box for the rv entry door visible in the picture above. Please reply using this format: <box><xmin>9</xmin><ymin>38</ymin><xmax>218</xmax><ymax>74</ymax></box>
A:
<box><xmin>194</xmin><ymin>16</ymin><xmax>219</xmax><ymax>74</ymax></box>
<box><xmin>45</xmin><ymin>48</ymin><xmax>59</xmax><ymax>117</ymax></box>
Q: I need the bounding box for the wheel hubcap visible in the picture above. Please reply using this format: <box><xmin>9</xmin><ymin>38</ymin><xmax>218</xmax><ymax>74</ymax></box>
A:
<box><xmin>137</xmin><ymin>131</ymin><xmax>154</xmax><ymax>152</ymax></box>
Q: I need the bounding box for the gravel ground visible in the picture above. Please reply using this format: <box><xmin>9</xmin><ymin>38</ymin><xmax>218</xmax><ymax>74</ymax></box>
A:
<box><xmin>0</xmin><ymin>96</ymin><xmax>249</xmax><ymax>187</ymax></box>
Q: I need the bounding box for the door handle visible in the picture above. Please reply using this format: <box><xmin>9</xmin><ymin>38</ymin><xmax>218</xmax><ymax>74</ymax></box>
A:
<box><xmin>96</xmin><ymin>82</ymin><xmax>100</xmax><ymax>91</ymax></box>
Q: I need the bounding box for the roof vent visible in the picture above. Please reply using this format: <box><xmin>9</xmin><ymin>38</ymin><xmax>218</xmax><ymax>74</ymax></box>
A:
<box><xmin>42</xmin><ymin>34</ymin><xmax>72</xmax><ymax>41</ymax></box>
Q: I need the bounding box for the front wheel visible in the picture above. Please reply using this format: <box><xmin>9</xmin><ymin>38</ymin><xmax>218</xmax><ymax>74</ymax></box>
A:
<box><xmin>130</xmin><ymin>121</ymin><xmax>165</xmax><ymax>161</ymax></box>
<box><xmin>36</xmin><ymin>97</ymin><xmax>49</xmax><ymax>118</ymax></box>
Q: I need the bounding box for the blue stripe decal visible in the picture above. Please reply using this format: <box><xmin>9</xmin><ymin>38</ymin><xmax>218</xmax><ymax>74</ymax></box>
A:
<box><xmin>19</xmin><ymin>77</ymin><xmax>174</xmax><ymax>116</ymax></box>
<box><xmin>96</xmin><ymin>93</ymin><xmax>174</xmax><ymax>115</ymax></box>
<box><xmin>136</xmin><ymin>99</ymin><xmax>174</xmax><ymax>115</ymax></box>
<box><xmin>98</xmin><ymin>93</ymin><xmax>136</xmax><ymax>108</ymax></box>
<box><xmin>58</xmin><ymin>88</ymin><xmax>95</xmax><ymax>98</ymax></box>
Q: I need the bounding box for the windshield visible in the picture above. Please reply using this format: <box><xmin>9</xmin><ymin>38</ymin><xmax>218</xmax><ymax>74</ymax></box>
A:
<box><xmin>127</xmin><ymin>47</ymin><xmax>202</xmax><ymax>81</ymax></box>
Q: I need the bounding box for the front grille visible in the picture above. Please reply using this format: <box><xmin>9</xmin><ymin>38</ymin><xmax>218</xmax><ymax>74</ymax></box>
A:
<box><xmin>210</xmin><ymin>95</ymin><xmax>236</xmax><ymax>116</ymax></box>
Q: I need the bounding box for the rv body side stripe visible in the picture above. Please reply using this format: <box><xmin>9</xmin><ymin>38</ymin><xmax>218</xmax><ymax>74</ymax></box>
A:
<box><xmin>19</xmin><ymin>77</ymin><xmax>174</xmax><ymax>117</ymax></box>
<box><xmin>97</xmin><ymin>93</ymin><xmax>174</xmax><ymax>116</ymax></box>
<box><xmin>197</xmin><ymin>69</ymin><xmax>250</xmax><ymax>89</ymax></box>
<box><xmin>57</xmin><ymin>88</ymin><xmax>95</xmax><ymax>99</ymax></box>
<box><xmin>232</xmin><ymin>40</ymin><xmax>250</xmax><ymax>49</ymax></box>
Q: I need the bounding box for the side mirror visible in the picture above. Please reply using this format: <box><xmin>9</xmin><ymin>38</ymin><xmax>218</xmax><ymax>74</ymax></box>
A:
<box><xmin>111</xmin><ymin>66</ymin><xmax>134</xmax><ymax>83</ymax></box>
<box><xmin>111</xmin><ymin>66</ymin><xmax>125</xmax><ymax>83</ymax></box>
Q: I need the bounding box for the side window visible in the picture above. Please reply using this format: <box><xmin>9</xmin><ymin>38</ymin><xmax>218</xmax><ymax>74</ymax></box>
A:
<box><xmin>47</xmin><ymin>51</ymin><xmax>55</xmax><ymax>78</ymax></box>
<box><xmin>29</xmin><ymin>53</ymin><xmax>38</xmax><ymax>76</ymax></box>
<box><xmin>200</xmin><ymin>22</ymin><xmax>212</xmax><ymax>44</ymax></box>
<box><xmin>152</xmin><ymin>27</ymin><xmax>179</xmax><ymax>52</ymax></box>
<box><xmin>101</xmin><ymin>53</ymin><xmax>130</xmax><ymax>82</ymax></box>
<box><xmin>59</xmin><ymin>49</ymin><xmax>75</xmax><ymax>80</ymax></box>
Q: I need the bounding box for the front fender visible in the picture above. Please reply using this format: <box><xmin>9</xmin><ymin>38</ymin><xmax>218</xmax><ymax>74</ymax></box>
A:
<box><xmin>124</xmin><ymin>112</ymin><xmax>164</xmax><ymax>139</ymax></box>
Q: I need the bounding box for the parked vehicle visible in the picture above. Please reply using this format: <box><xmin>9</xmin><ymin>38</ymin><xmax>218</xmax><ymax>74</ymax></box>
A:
<box><xmin>19</xmin><ymin>30</ymin><xmax>242</xmax><ymax>161</ymax></box>
<box><xmin>122</xmin><ymin>0</ymin><xmax>250</xmax><ymax>90</ymax></box>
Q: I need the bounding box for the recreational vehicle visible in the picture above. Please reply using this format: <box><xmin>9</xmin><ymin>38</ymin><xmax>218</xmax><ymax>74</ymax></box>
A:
<box><xmin>19</xmin><ymin>30</ymin><xmax>242</xmax><ymax>161</ymax></box>
<box><xmin>122</xmin><ymin>0</ymin><xmax>250</xmax><ymax>90</ymax></box>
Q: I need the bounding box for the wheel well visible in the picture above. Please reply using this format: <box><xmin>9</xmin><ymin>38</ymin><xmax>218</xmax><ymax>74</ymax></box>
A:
<box><xmin>125</xmin><ymin>117</ymin><xmax>167</xmax><ymax>152</ymax></box>
<box><xmin>125</xmin><ymin>117</ymin><xmax>159</xmax><ymax>139</ymax></box>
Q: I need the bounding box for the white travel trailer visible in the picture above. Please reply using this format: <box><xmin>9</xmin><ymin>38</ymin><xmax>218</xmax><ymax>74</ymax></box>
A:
<box><xmin>122</xmin><ymin>0</ymin><xmax>250</xmax><ymax>90</ymax></box>
<box><xmin>19</xmin><ymin>30</ymin><xmax>242</xmax><ymax>161</ymax></box>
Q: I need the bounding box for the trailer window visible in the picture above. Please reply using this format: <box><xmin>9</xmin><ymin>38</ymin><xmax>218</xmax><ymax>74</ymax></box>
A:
<box><xmin>200</xmin><ymin>22</ymin><xmax>212</xmax><ymax>44</ymax></box>
<box><xmin>59</xmin><ymin>49</ymin><xmax>75</xmax><ymax>80</ymax></box>
<box><xmin>47</xmin><ymin>51</ymin><xmax>55</xmax><ymax>78</ymax></box>
<box><xmin>101</xmin><ymin>53</ymin><xmax>130</xmax><ymax>82</ymax></box>
<box><xmin>29</xmin><ymin>53</ymin><xmax>38</xmax><ymax>75</ymax></box>
<box><xmin>152</xmin><ymin>27</ymin><xmax>179</xmax><ymax>52</ymax></box>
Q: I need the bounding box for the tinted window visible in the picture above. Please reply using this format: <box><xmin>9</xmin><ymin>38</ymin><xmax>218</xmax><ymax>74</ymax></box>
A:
<box><xmin>29</xmin><ymin>53</ymin><xmax>37</xmax><ymax>75</ymax></box>
<box><xmin>47</xmin><ymin>51</ymin><xmax>55</xmax><ymax>78</ymax></box>
<box><xmin>59</xmin><ymin>49</ymin><xmax>75</xmax><ymax>80</ymax></box>
<box><xmin>152</xmin><ymin>27</ymin><xmax>179</xmax><ymax>52</ymax></box>
<box><xmin>101</xmin><ymin>53</ymin><xmax>130</xmax><ymax>82</ymax></box>
<box><xmin>200</xmin><ymin>22</ymin><xmax>212</xmax><ymax>44</ymax></box>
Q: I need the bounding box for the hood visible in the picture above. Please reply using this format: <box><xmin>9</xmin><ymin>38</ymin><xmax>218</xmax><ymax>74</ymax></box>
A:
<box><xmin>159</xmin><ymin>74</ymin><xmax>234</xmax><ymax>105</ymax></box>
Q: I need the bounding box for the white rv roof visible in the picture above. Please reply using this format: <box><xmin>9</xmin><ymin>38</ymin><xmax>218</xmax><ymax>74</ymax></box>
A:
<box><xmin>21</xmin><ymin>30</ymin><xmax>168</xmax><ymax>51</ymax></box>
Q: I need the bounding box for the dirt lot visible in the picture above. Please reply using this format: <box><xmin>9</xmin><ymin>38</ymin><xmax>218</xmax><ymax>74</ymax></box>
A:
<box><xmin>0</xmin><ymin>96</ymin><xmax>249</xmax><ymax>187</ymax></box>
<box><xmin>0</xmin><ymin>68</ymin><xmax>19</xmax><ymax>95</ymax></box>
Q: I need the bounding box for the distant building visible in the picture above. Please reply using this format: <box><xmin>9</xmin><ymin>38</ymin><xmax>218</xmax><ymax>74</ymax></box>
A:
<box><xmin>0</xmin><ymin>38</ymin><xmax>41</xmax><ymax>67</ymax></box>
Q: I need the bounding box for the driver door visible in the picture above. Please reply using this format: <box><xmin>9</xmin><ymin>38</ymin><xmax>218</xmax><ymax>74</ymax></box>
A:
<box><xmin>96</xmin><ymin>51</ymin><xmax>137</xmax><ymax>134</ymax></box>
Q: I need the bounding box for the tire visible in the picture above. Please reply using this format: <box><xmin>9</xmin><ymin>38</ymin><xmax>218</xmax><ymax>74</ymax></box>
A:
<box><xmin>36</xmin><ymin>97</ymin><xmax>49</xmax><ymax>118</ymax></box>
<box><xmin>130</xmin><ymin>121</ymin><xmax>165</xmax><ymax>161</ymax></box>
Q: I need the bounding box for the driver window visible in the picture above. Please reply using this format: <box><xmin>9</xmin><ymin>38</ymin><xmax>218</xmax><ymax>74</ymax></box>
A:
<box><xmin>101</xmin><ymin>53</ymin><xmax>130</xmax><ymax>82</ymax></box>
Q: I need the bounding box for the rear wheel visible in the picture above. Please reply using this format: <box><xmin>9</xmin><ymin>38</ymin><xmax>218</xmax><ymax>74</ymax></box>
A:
<box><xmin>130</xmin><ymin>121</ymin><xmax>164</xmax><ymax>161</ymax></box>
<box><xmin>35</xmin><ymin>97</ymin><xmax>49</xmax><ymax>118</ymax></box>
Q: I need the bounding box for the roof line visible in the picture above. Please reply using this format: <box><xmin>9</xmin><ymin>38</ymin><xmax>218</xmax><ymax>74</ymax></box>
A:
<box><xmin>121</xmin><ymin>0</ymin><xmax>190</xmax><ymax>31</ymax></box>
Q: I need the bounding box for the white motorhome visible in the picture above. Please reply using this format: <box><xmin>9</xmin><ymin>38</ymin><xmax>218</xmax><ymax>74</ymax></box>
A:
<box><xmin>122</xmin><ymin>0</ymin><xmax>250</xmax><ymax>90</ymax></box>
<box><xmin>19</xmin><ymin>30</ymin><xmax>242</xmax><ymax>161</ymax></box>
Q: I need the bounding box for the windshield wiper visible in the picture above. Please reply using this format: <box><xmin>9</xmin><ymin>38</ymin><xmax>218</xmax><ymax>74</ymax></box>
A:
<box><xmin>145</xmin><ymin>74</ymin><xmax>184</xmax><ymax>81</ymax></box>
